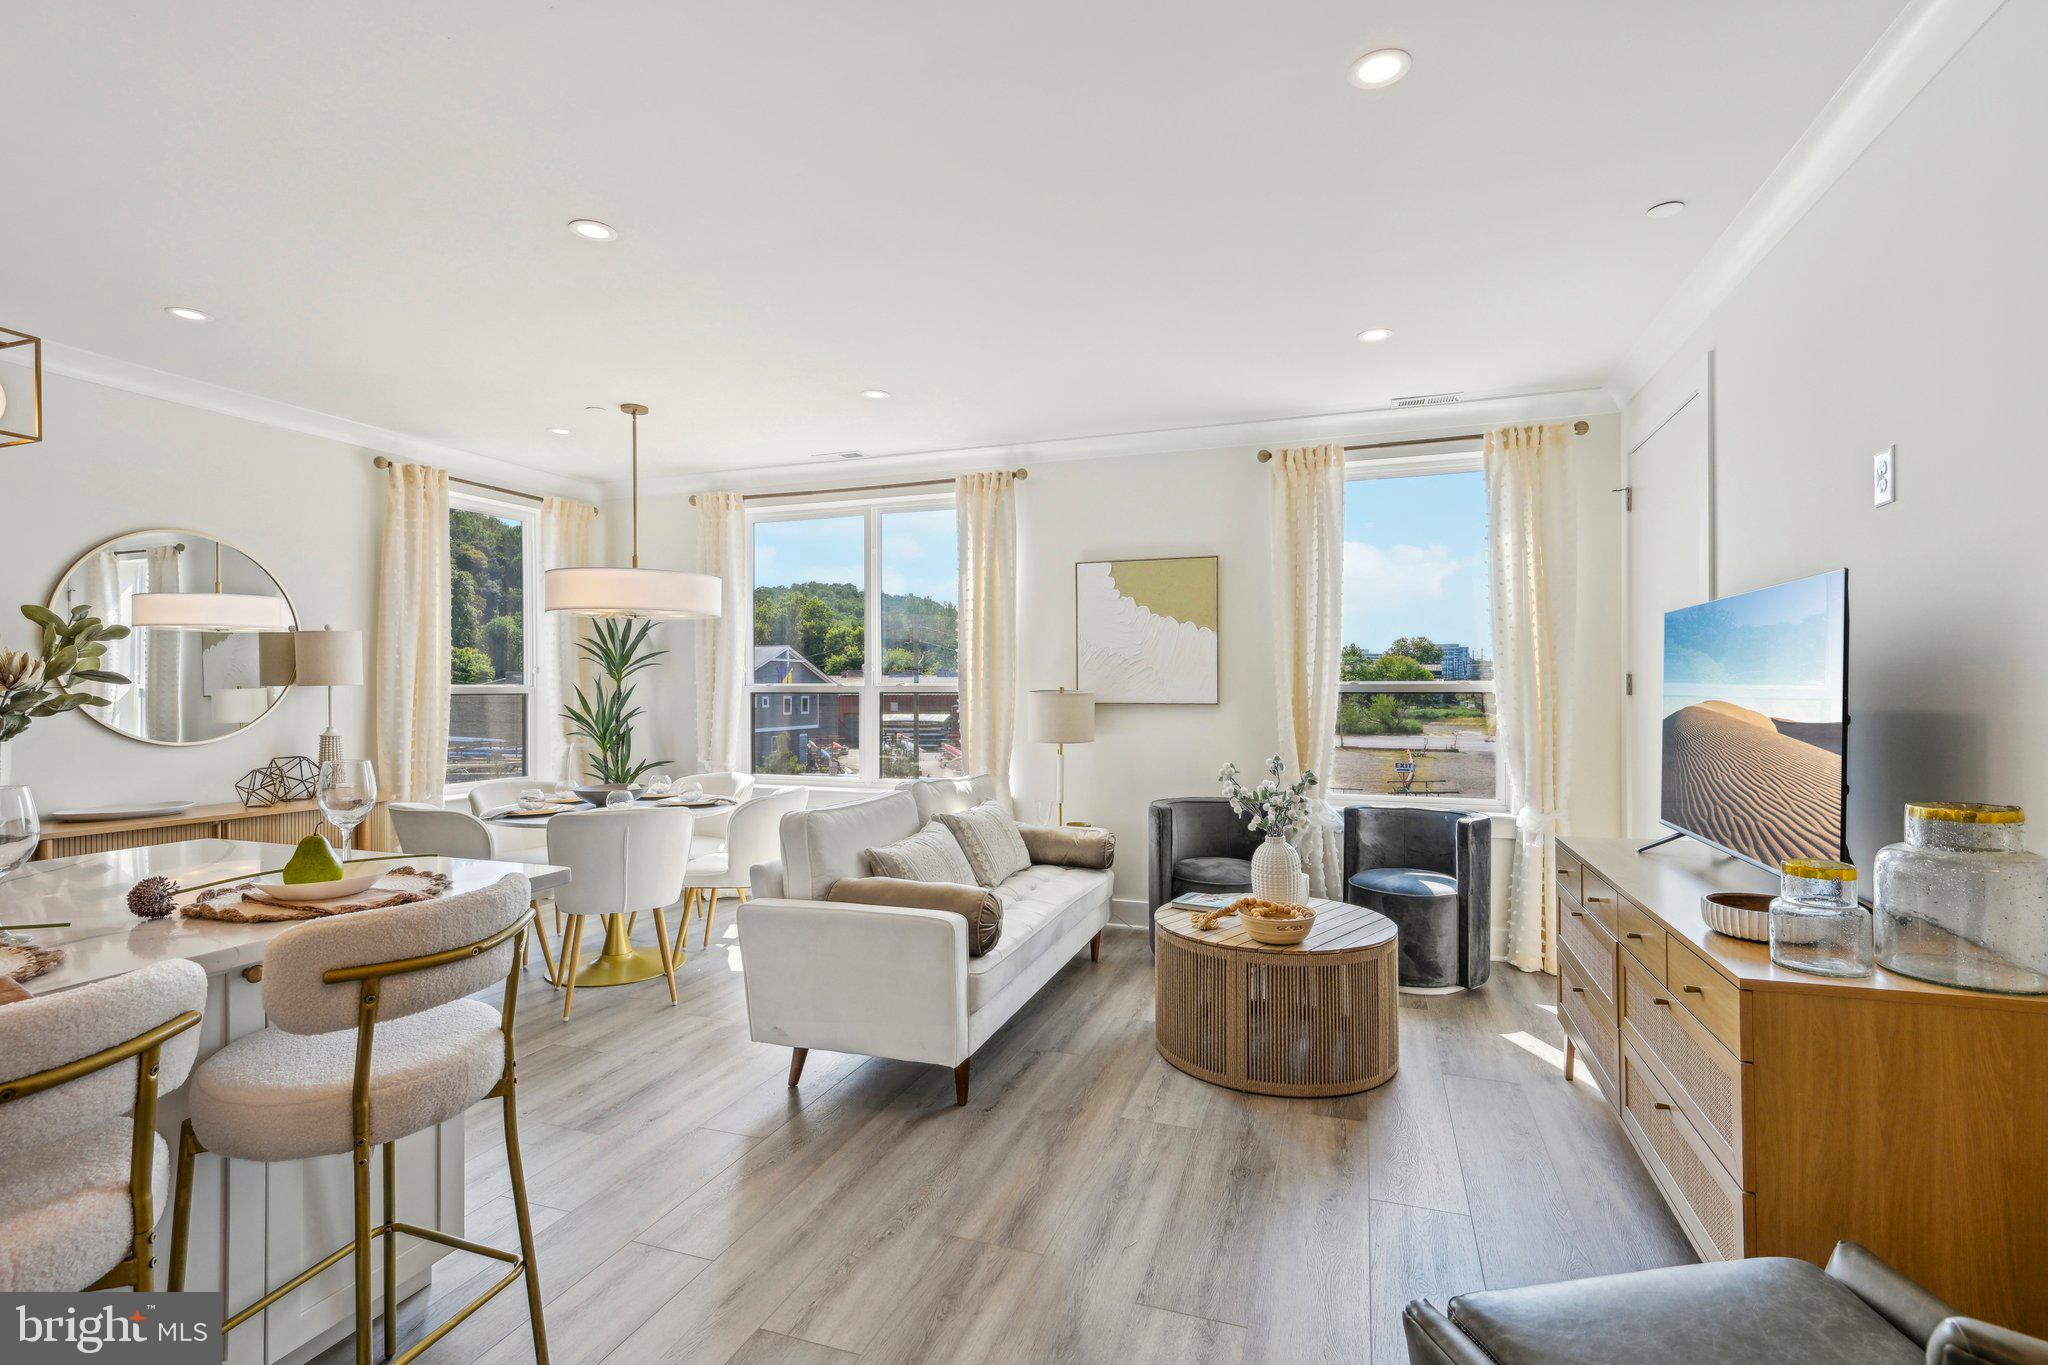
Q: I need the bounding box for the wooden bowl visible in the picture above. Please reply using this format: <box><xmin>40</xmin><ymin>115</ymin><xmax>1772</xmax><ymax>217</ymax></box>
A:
<box><xmin>1702</xmin><ymin>891</ymin><xmax>1773</xmax><ymax>942</ymax></box>
<box><xmin>1239</xmin><ymin>908</ymin><xmax>1316</xmax><ymax>946</ymax></box>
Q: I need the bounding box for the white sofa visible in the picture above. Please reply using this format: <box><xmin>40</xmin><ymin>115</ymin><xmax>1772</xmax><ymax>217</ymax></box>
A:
<box><xmin>739</xmin><ymin>775</ymin><xmax>1113</xmax><ymax>1104</ymax></box>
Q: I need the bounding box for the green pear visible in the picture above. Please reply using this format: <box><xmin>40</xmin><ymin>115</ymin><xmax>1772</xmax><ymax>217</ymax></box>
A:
<box><xmin>282</xmin><ymin>834</ymin><xmax>345</xmax><ymax>884</ymax></box>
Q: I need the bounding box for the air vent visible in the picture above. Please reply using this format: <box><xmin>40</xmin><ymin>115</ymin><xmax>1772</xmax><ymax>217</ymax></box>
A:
<box><xmin>1391</xmin><ymin>392</ymin><xmax>1463</xmax><ymax>408</ymax></box>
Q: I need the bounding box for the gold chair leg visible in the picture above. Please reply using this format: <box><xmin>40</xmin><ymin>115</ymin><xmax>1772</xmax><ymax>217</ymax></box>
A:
<box><xmin>354</xmin><ymin>1136</ymin><xmax>374</xmax><ymax>1365</ymax></box>
<box><xmin>651</xmin><ymin>906</ymin><xmax>679</xmax><ymax>1004</ymax></box>
<box><xmin>672</xmin><ymin>890</ymin><xmax>692</xmax><ymax>962</ymax></box>
<box><xmin>560</xmin><ymin>916</ymin><xmax>585</xmax><ymax>1020</ymax></box>
<box><xmin>382</xmin><ymin>1141</ymin><xmax>398</xmax><ymax>1360</ymax></box>
<box><xmin>527</xmin><ymin>901</ymin><xmax>559</xmax><ymax>987</ymax></box>
<box><xmin>625</xmin><ymin>911</ymin><xmax>638</xmax><ymax>940</ymax></box>
<box><xmin>501</xmin><ymin>1086</ymin><xmax>551</xmax><ymax>1364</ymax></box>
<box><xmin>701</xmin><ymin>887</ymin><xmax>721</xmax><ymax>949</ymax></box>
<box><xmin>169</xmin><ymin>1121</ymin><xmax>201</xmax><ymax>1291</ymax></box>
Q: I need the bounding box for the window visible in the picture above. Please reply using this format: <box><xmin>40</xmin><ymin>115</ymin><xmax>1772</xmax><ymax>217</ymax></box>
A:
<box><xmin>749</xmin><ymin>500</ymin><xmax>962</xmax><ymax>781</ymax></box>
<box><xmin>1335</xmin><ymin>457</ymin><xmax>1499</xmax><ymax>803</ymax></box>
<box><xmin>446</xmin><ymin>501</ymin><xmax>535</xmax><ymax>784</ymax></box>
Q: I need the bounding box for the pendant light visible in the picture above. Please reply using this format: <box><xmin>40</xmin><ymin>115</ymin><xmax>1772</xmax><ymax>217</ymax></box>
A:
<box><xmin>545</xmin><ymin>402</ymin><xmax>723</xmax><ymax>618</ymax></box>
<box><xmin>132</xmin><ymin>538</ymin><xmax>293</xmax><ymax>632</ymax></box>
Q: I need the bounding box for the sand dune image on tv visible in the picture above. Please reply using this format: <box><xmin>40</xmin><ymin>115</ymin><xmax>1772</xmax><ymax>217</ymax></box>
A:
<box><xmin>1662</xmin><ymin>699</ymin><xmax>1843</xmax><ymax>866</ymax></box>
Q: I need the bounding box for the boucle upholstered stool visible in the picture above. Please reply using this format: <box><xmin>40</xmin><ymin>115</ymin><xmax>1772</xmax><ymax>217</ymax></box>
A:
<box><xmin>0</xmin><ymin>959</ymin><xmax>206</xmax><ymax>1292</ymax></box>
<box><xmin>169</xmin><ymin>874</ymin><xmax>549</xmax><ymax>1365</ymax></box>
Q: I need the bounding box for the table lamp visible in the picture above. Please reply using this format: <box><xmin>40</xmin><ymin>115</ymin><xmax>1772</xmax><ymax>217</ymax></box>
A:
<box><xmin>294</xmin><ymin>628</ymin><xmax>365</xmax><ymax>766</ymax></box>
<box><xmin>1027</xmin><ymin>686</ymin><xmax>1096</xmax><ymax>826</ymax></box>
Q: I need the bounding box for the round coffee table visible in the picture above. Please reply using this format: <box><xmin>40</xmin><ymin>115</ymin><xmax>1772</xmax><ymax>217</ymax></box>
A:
<box><xmin>1153</xmin><ymin>898</ymin><xmax>1399</xmax><ymax>1097</ymax></box>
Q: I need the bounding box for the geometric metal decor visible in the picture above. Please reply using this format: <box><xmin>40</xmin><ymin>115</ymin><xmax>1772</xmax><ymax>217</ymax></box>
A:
<box><xmin>0</xmin><ymin>325</ymin><xmax>43</xmax><ymax>448</ymax></box>
<box><xmin>235</xmin><ymin>755</ymin><xmax>320</xmax><ymax>808</ymax></box>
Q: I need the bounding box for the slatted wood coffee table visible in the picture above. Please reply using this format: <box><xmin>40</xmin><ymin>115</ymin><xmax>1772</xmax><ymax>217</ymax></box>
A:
<box><xmin>1154</xmin><ymin>897</ymin><xmax>1399</xmax><ymax>1097</ymax></box>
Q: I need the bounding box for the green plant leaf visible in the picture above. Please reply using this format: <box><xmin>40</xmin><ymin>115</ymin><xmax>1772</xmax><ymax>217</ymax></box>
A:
<box><xmin>20</xmin><ymin>604</ymin><xmax>64</xmax><ymax>632</ymax></box>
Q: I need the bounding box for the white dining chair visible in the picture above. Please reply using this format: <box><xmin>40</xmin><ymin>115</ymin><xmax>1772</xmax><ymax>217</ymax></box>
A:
<box><xmin>169</xmin><ymin>874</ymin><xmax>547</xmax><ymax>1365</ymax></box>
<box><xmin>465</xmin><ymin>778</ymin><xmax>536</xmax><ymax>818</ymax></box>
<box><xmin>463</xmin><ymin>780</ymin><xmax>553</xmax><ymax>864</ymax></box>
<box><xmin>0</xmin><ymin>959</ymin><xmax>206</xmax><ymax>1292</ymax></box>
<box><xmin>546</xmin><ymin>807</ymin><xmax>694</xmax><ymax>1019</ymax></box>
<box><xmin>389</xmin><ymin>802</ymin><xmax>560</xmax><ymax>985</ymax></box>
<box><xmin>679</xmin><ymin>786</ymin><xmax>808</xmax><ymax>952</ymax></box>
<box><xmin>680</xmin><ymin>770</ymin><xmax>755</xmax><ymax>845</ymax></box>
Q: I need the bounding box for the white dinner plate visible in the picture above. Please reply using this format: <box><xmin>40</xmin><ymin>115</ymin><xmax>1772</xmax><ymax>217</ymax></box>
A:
<box><xmin>254</xmin><ymin>868</ymin><xmax>387</xmax><ymax>902</ymax></box>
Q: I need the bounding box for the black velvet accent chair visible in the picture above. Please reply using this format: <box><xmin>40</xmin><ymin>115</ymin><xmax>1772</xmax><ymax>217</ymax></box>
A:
<box><xmin>1147</xmin><ymin>797</ymin><xmax>1260</xmax><ymax>949</ymax></box>
<box><xmin>1343</xmin><ymin>806</ymin><xmax>1491</xmax><ymax>990</ymax></box>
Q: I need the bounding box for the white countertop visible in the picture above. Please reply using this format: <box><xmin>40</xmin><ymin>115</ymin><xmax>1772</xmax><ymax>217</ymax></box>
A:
<box><xmin>1</xmin><ymin>840</ymin><xmax>570</xmax><ymax>995</ymax></box>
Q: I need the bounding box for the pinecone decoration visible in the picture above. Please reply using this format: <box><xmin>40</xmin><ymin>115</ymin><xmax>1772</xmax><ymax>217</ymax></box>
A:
<box><xmin>127</xmin><ymin>875</ymin><xmax>180</xmax><ymax>920</ymax></box>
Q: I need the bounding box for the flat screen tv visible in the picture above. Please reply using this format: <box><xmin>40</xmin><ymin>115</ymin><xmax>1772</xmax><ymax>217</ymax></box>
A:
<box><xmin>1660</xmin><ymin>569</ymin><xmax>1848</xmax><ymax>870</ymax></box>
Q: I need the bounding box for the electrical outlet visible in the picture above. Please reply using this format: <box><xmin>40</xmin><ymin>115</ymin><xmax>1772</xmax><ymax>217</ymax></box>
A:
<box><xmin>1874</xmin><ymin>446</ymin><xmax>1896</xmax><ymax>507</ymax></box>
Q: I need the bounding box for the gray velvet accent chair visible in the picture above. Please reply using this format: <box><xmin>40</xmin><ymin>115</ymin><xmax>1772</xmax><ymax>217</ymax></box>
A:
<box><xmin>1342</xmin><ymin>805</ymin><xmax>1491</xmax><ymax>990</ymax></box>
<box><xmin>1403</xmin><ymin>1241</ymin><xmax>2048</xmax><ymax>1365</ymax></box>
<box><xmin>1147</xmin><ymin>797</ymin><xmax>1260</xmax><ymax>949</ymax></box>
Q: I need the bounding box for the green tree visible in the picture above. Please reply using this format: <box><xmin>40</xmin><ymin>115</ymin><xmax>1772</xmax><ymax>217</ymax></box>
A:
<box><xmin>1340</xmin><ymin>643</ymin><xmax>1371</xmax><ymax>680</ymax></box>
<box><xmin>760</xmin><ymin>733</ymin><xmax>806</xmax><ymax>775</ymax></box>
<box><xmin>450</xmin><ymin>571</ymin><xmax>483</xmax><ymax>651</ymax></box>
<box><xmin>1384</xmin><ymin>636</ymin><xmax>1443</xmax><ymax>666</ymax></box>
<box><xmin>1363</xmin><ymin>652</ymin><xmax>1432</xmax><ymax>682</ymax></box>
<box><xmin>483</xmin><ymin>615</ymin><xmax>523</xmax><ymax>679</ymax></box>
<box><xmin>450</xmin><ymin>646</ymin><xmax>494</xmax><ymax>684</ymax></box>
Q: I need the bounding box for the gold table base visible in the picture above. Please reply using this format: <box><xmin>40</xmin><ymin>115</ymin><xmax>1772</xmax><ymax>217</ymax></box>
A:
<box><xmin>572</xmin><ymin>912</ymin><xmax>668</xmax><ymax>988</ymax></box>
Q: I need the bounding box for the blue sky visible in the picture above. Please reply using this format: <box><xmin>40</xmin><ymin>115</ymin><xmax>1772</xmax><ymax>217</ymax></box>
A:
<box><xmin>1342</xmin><ymin>470</ymin><xmax>1491</xmax><ymax>656</ymax></box>
<box><xmin>753</xmin><ymin>509</ymin><xmax>957</xmax><ymax>604</ymax></box>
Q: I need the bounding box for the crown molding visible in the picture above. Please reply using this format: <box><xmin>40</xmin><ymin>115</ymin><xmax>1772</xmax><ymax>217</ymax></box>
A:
<box><xmin>603</xmin><ymin>386</ymin><xmax>1617</xmax><ymax>500</ymax></box>
<box><xmin>1609</xmin><ymin>0</ymin><xmax>2008</xmax><ymax>402</ymax></box>
<box><xmin>2</xmin><ymin>338</ymin><xmax>607</xmax><ymax>503</ymax></box>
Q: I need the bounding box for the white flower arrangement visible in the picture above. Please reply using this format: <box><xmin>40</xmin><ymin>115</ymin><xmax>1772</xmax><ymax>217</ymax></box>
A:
<box><xmin>1218</xmin><ymin>754</ymin><xmax>1321</xmax><ymax>839</ymax></box>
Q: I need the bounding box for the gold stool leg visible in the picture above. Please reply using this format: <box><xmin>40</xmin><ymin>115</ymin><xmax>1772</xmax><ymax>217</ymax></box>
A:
<box><xmin>560</xmin><ymin>916</ymin><xmax>586</xmax><ymax>1020</ymax></box>
<box><xmin>701</xmin><ymin>887</ymin><xmax>722</xmax><ymax>949</ymax></box>
<box><xmin>502</xmin><ymin>1086</ymin><xmax>550</xmax><ymax>1364</ymax></box>
<box><xmin>353</xmin><ymin>1136</ymin><xmax>373</xmax><ymax>1365</ymax></box>
<box><xmin>651</xmin><ymin>906</ymin><xmax>679</xmax><ymax>1005</ymax></box>
<box><xmin>169</xmin><ymin>1121</ymin><xmax>202</xmax><ymax>1291</ymax></box>
<box><xmin>382</xmin><ymin>1141</ymin><xmax>397</xmax><ymax>1360</ymax></box>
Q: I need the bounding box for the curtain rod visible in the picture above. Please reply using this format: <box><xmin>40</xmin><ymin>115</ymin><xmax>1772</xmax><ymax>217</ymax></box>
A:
<box><xmin>687</xmin><ymin>468</ymin><xmax>1028</xmax><ymax>507</ymax></box>
<box><xmin>371</xmin><ymin>455</ymin><xmax>600</xmax><ymax>512</ymax></box>
<box><xmin>1257</xmin><ymin>419</ymin><xmax>1589</xmax><ymax>462</ymax></box>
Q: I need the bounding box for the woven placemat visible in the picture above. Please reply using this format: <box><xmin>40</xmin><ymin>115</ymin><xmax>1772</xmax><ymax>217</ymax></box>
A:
<box><xmin>182</xmin><ymin>867</ymin><xmax>454</xmax><ymax>923</ymax></box>
<box><xmin>0</xmin><ymin>940</ymin><xmax>64</xmax><ymax>983</ymax></box>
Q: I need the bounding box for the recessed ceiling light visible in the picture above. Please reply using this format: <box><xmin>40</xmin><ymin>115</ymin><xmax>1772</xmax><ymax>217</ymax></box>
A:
<box><xmin>1645</xmin><ymin>200</ymin><xmax>1686</xmax><ymax>219</ymax></box>
<box><xmin>861</xmin><ymin>389</ymin><xmax>891</xmax><ymax>400</ymax></box>
<box><xmin>548</xmin><ymin>428</ymin><xmax>571</xmax><ymax>436</ymax></box>
<box><xmin>1358</xmin><ymin>327</ymin><xmax>1394</xmax><ymax>343</ymax></box>
<box><xmin>164</xmin><ymin>306</ymin><xmax>212</xmax><ymax>322</ymax></box>
<box><xmin>568</xmin><ymin>219</ymin><xmax>618</xmax><ymax>241</ymax></box>
<box><xmin>1349</xmin><ymin>48</ymin><xmax>1412</xmax><ymax>89</ymax></box>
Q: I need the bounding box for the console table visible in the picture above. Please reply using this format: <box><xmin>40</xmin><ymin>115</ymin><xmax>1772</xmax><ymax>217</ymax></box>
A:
<box><xmin>1557</xmin><ymin>835</ymin><xmax>2048</xmax><ymax>1335</ymax></box>
<box><xmin>34</xmin><ymin>798</ymin><xmax>393</xmax><ymax>861</ymax></box>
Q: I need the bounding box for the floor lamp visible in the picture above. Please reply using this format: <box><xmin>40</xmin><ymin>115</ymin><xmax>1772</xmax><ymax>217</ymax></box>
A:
<box><xmin>1028</xmin><ymin>687</ymin><xmax>1096</xmax><ymax>826</ymax></box>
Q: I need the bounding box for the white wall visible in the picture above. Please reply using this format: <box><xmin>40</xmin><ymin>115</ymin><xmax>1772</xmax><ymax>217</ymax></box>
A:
<box><xmin>1</xmin><ymin>370</ymin><xmax>382</xmax><ymax>809</ymax></box>
<box><xmin>620</xmin><ymin>416</ymin><xmax>1627</xmax><ymax>930</ymax></box>
<box><xmin>1620</xmin><ymin>0</ymin><xmax>2048</xmax><ymax>872</ymax></box>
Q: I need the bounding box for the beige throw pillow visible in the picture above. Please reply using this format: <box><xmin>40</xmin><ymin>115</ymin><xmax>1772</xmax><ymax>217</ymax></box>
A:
<box><xmin>866</xmin><ymin>821</ymin><xmax>976</xmax><ymax>884</ymax></box>
<box><xmin>935</xmin><ymin>801</ymin><xmax>1032</xmax><ymax>888</ymax></box>
<box><xmin>828</xmin><ymin>876</ymin><xmax>1002</xmax><ymax>956</ymax></box>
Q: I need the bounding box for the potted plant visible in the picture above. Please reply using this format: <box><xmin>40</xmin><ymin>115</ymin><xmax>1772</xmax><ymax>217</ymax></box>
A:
<box><xmin>1219</xmin><ymin>755</ymin><xmax>1321</xmax><ymax>907</ymax></box>
<box><xmin>2</xmin><ymin>604</ymin><xmax>132</xmax><ymax>784</ymax></box>
<box><xmin>562</xmin><ymin>617</ymin><xmax>669</xmax><ymax>801</ymax></box>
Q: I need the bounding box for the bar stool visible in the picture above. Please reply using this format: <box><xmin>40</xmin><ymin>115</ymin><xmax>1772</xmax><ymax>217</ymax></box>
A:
<box><xmin>547</xmin><ymin>807</ymin><xmax>693</xmax><ymax>1019</ymax></box>
<box><xmin>388</xmin><ymin>802</ymin><xmax>560</xmax><ymax>984</ymax></box>
<box><xmin>679</xmin><ymin>786</ymin><xmax>807</xmax><ymax>952</ymax></box>
<box><xmin>0</xmin><ymin>959</ymin><xmax>205</xmax><ymax>1292</ymax></box>
<box><xmin>169</xmin><ymin>874</ymin><xmax>548</xmax><ymax>1365</ymax></box>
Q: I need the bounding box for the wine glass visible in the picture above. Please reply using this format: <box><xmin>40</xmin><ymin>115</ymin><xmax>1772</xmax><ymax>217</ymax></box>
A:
<box><xmin>317</xmin><ymin>759</ymin><xmax>378</xmax><ymax>860</ymax></box>
<box><xmin>0</xmin><ymin>787</ymin><xmax>39</xmax><ymax>945</ymax></box>
<box><xmin>603</xmin><ymin>789</ymin><xmax>633</xmax><ymax>809</ymax></box>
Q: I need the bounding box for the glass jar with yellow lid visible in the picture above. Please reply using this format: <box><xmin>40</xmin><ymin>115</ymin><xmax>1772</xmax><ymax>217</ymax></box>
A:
<box><xmin>1875</xmin><ymin>802</ymin><xmax>2048</xmax><ymax>994</ymax></box>
<box><xmin>1769</xmin><ymin>859</ymin><xmax>1871</xmax><ymax>977</ymax></box>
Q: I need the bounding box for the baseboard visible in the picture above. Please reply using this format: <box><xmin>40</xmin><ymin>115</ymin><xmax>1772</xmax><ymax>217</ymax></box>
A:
<box><xmin>1110</xmin><ymin>896</ymin><xmax>1150</xmax><ymax>928</ymax></box>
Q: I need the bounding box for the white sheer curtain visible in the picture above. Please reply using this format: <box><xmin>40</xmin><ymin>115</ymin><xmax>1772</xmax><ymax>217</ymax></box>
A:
<box><xmin>77</xmin><ymin>551</ymin><xmax>124</xmax><ymax>708</ymax></box>
<box><xmin>535</xmin><ymin>496</ymin><xmax>598</xmax><ymax>784</ymax></box>
<box><xmin>374</xmin><ymin>462</ymin><xmax>450</xmax><ymax>803</ymax></box>
<box><xmin>1486</xmin><ymin>422</ymin><xmax>1577</xmax><ymax>974</ymax></box>
<box><xmin>143</xmin><ymin>545</ymin><xmax>183</xmax><ymax>742</ymax></box>
<box><xmin>694</xmin><ymin>491</ymin><xmax>750</xmax><ymax>775</ymax></box>
<box><xmin>1268</xmin><ymin>444</ymin><xmax>1346</xmax><ymax>896</ymax></box>
<box><xmin>955</xmin><ymin>470</ymin><xmax>1018</xmax><ymax>800</ymax></box>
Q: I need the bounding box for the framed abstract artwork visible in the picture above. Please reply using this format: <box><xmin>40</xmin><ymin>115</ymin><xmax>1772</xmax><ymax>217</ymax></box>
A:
<box><xmin>1074</xmin><ymin>555</ymin><xmax>1219</xmax><ymax>704</ymax></box>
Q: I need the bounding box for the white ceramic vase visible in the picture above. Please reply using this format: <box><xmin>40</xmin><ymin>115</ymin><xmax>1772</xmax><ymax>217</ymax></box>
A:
<box><xmin>1251</xmin><ymin>834</ymin><xmax>1303</xmax><ymax>905</ymax></box>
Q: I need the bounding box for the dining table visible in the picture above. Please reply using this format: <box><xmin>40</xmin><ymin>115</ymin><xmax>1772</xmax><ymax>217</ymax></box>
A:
<box><xmin>0</xmin><ymin>839</ymin><xmax>569</xmax><ymax>1365</ymax></box>
<box><xmin>478</xmin><ymin>793</ymin><xmax>733</xmax><ymax>989</ymax></box>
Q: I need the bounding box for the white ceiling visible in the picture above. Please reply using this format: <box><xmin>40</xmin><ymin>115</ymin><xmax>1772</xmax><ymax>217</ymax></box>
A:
<box><xmin>2</xmin><ymin>1</ymin><xmax>1909</xmax><ymax>482</ymax></box>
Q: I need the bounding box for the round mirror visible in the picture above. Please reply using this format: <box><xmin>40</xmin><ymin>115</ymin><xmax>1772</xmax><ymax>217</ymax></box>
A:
<box><xmin>49</xmin><ymin>530</ymin><xmax>298</xmax><ymax>746</ymax></box>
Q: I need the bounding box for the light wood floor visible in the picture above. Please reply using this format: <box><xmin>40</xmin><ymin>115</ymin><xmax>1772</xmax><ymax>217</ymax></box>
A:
<box><xmin>319</xmin><ymin>920</ymin><xmax>1693</xmax><ymax>1365</ymax></box>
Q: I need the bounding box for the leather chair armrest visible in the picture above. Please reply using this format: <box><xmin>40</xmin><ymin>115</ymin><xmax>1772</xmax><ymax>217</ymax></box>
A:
<box><xmin>1401</xmin><ymin>1301</ymin><xmax>1495</xmax><ymax>1365</ymax></box>
<box><xmin>1927</xmin><ymin>1318</ymin><xmax>2048</xmax><ymax>1365</ymax></box>
<box><xmin>1019</xmin><ymin>823</ymin><xmax>1115</xmax><ymax>870</ymax></box>
<box><xmin>1826</xmin><ymin>1242</ymin><xmax>1956</xmax><ymax>1346</ymax></box>
<box><xmin>826</xmin><ymin>876</ymin><xmax>1003</xmax><ymax>956</ymax></box>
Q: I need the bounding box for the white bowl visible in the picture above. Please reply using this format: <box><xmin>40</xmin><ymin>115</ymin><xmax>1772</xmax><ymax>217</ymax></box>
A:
<box><xmin>257</xmin><ymin>868</ymin><xmax>386</xmax><ymax>902</ymax></box>
<box><xmin>1701</xmin><ymin>892</ymin><xmax>1773</xmax><ymax>943</ymax></box>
